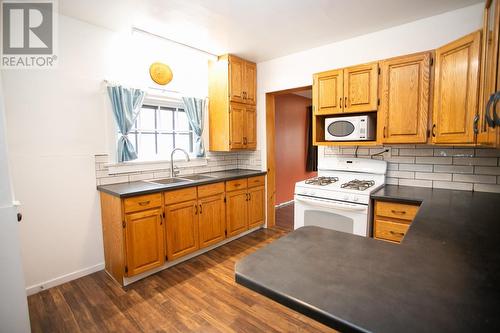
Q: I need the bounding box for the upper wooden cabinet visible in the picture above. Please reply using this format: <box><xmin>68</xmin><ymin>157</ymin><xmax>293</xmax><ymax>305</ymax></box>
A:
<box><xmin>478</xmin><ymin>0</ymin><xmax>500</xmax><ymax>147</ymax></box>
<box><xmin>313</xmin><ymin>69</ymin><xmax>343</xmax><ymax>114</ymax></box>
<box><xmin>379</xmin><ymin>52</ymin><xmax>432</xmax><ymax>144</ymax></box>
<box><xmin>343</xmin><ymin>63</ymin><xmax>379</xmax><ymax>113</ymax></box>
<box><xmin>313</xmin><ymin>62</ymin><xmax>378</xmax><ymax>115</ymax></box>
<box><xmin>209</xmin><ymin>54</ymin><xmax>257</xmax><ymax>151</ymax></box>
<box><xmin>432</xmin><ymin>31</ymin><xmax>481</xmax><ymax>144</ymax></box>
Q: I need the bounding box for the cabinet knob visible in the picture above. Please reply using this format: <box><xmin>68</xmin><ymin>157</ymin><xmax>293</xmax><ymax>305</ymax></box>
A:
<box><xmin>17</xmin><ymin>213</ymin><xmax>22</xmax><ymax>222</ymax></box>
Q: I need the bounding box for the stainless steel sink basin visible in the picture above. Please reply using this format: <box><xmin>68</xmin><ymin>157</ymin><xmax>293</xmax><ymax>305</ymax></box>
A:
<box><xmin>145</xmin><ymin>177</ymin><xmax>190</xmax><ymax>185</ymax></box>
<box><xmin>179</xmin><ymin>174</ymin><xmax>216</xmax><ymax>181</ymax></box>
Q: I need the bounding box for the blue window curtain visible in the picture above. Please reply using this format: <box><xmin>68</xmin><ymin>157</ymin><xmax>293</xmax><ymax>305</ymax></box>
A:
<box><xmin>182</xmin><ymin>97</ymin><xmax>206</xmax><ymax>157</ymax></box>
<box><xmin>107</xmin><ymin>85</ymin><xmax>146</xmax><ymax>162</ymax></box>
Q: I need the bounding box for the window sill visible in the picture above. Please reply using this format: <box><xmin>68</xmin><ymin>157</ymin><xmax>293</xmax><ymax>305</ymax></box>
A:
<box><xmin>106</xmin><ymin>157</ymin><xmax>208</xmax><ymax>175</ymax></box>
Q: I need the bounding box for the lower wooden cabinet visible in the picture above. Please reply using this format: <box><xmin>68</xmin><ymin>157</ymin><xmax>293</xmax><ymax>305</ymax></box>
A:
<box><xmin>198</xmin><ymin>193</ymin><xmax>226</xmax><ymax>248</ymax></box>
<box><xmin>165</xmin><ymin>199</ymin><xmax>199</xmax><ymax>261</ymax></box>
<box><xmin>124</xmin><ymin>208</ymin><xmax>165</xmax><ymax>276</ymax></box>
<box><xmin>248</xmin><ymin>186</ymin><xmax>265</xmax><ymax>228</ymax></box>
<box><xmin>99</xmin><ymin>175</ymin><xmax>266</xmax><ymax>286</ymax></box>
<box><xmin>226</xmin><ymin>189</ymin><xmax>249</xmax><ymax>237</ymax></box>
<box><xmin>373</xmin><ymin>200</ymin><xmax>420</xmax><ymax>244</ymax></box>
<box><xmin>226</xmin><ymin>176</ymin><xmax>265</xmax><ymax>237</ymax></box>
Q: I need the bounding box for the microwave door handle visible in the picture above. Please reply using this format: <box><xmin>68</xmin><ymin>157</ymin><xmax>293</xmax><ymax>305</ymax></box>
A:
<box><xmin>295</xmin><ymin>196</ymin><xmax>367</xmax><ymax>212</ymax></box>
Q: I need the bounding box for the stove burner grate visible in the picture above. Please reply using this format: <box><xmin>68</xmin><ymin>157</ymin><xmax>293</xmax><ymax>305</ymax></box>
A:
<box><xmin>341</xmin><ymin>179</ymin><xmax>375</xmax><ymax>191</ymax></box>
<box><xmin>304</xmin><ymin>176</ymin><xmax>339</xmax><ymax>186</ymax></box>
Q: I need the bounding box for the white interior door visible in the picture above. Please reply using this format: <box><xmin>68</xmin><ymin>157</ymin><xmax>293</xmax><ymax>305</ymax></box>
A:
<box><xmin>0</xmin><ymin>75</ymin><xmax>31</xmax><ymax>332</ymax></box>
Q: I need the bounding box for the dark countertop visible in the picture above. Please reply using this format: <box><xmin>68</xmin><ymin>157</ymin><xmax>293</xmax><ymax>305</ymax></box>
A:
<box><xmin>235</xmin><ymin>185</ymin><xmax>500</xmax><ymax>333</ymax></box>
<box><xmin>97</xmin><ymin>169</ymin><xmax>266</xmax><ymax>198</ymax></box>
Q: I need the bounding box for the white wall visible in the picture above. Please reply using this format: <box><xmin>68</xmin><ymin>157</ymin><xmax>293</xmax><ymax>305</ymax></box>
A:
<box><xmin>256</xmin><ymin>2</ymin><xmax>485</xmax><ymax>167</ymax></box>
<box><xmin>1</xmin><ymin>15</ymin><xmax>209</xmax><ymax>293</ymax></box>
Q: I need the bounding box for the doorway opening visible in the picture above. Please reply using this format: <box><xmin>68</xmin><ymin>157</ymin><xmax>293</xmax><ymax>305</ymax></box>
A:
<box><xmin>266</xmin><ymin>86</ymin><xmax>317</xmax><ymax>230</ymax></box>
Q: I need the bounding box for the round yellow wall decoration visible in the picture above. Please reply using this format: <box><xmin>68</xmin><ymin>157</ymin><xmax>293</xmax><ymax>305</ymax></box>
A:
<box><xmin>149</xmin><ymin>62</ymin><xmax>173</xmax><ymax>85</ymax></box>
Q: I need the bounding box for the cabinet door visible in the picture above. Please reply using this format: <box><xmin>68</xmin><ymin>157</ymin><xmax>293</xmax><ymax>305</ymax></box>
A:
<box><xmin>124</xmin><ymin>208</ymin><xmax>165</xmax><ymax>276</ymax></box>
<box><xmin>478</xmin><ymin>0</ymin><xmax>500</xmax><ymax>146</ymax></box>
<box><xmin>165</xmin><ymin>200</ymin><xmax>199</xmax><ymax>261</ymax></box>
<box><xmin>248</xmin><ymin>186</ymin><xmax>265</xmax><ymax>229</ymax></box>
<box><xmin>198</xmin><ymin>194</ymin><xmax>226</xmax><ymax>248</ymax></box>
<box><xmin>343</xmin><ymin>62</ymin><xmax>379</xmax><ymax>113</ymax></box>
<box><xmin>244</xmin><ymin>106</ymin><xmax>257</xmax><ymax>149</ymax></box>
<box><xmin>229</xmin><ymin>56</ymin><xmax>245</xmax><ymax>103</ymax></box>
<box><xmin>380</xmin><ymin>52</ymin><xmax>431</xmax><ymax>143</ymax></box>
<box><xmin>432</xmin><ymin>31</ymin><xmax>481</xmax><ymax>144</ymax></box>
<box><xmin>244</xmin><ymin>61</ymin><xmax>257</xmax><ymax>105</ymax></box>
<box><xmin>229</xmin><ymin>103</ymin><xmax>245</xmax><ymax>149</ymax></box>
<box><xmin>313</xmin><ymin>69</ymin><xmax>343</xmax><ymax>114</ymax></box>
<box><xmin>226</xmin><ymin>189</ymin><xmax>248</xmax><ymax>237</ymax></box>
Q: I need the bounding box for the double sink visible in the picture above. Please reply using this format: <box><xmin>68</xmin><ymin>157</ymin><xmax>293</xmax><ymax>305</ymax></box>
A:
<box><xmin>144</xmin><ymin>174</ymin><xmax>217</xmax><ymax>185</ymax></box>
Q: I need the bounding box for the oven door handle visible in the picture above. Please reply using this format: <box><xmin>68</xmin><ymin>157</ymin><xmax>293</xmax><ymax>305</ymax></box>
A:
<box><xmin>295</xmin><ymin>196</ymin><xmax>367</xmax><ymax>212</ymax></box>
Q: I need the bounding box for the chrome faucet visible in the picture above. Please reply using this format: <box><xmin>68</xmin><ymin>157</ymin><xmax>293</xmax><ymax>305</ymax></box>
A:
<box><xmin>170</xmin><ymin>148</ymin><xmax>190</xmax><ymax>178</ymax></box>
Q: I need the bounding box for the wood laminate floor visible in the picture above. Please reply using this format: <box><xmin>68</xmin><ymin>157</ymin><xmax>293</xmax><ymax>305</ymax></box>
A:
<box><xmin>28</xmin><ymin>228</ymin><xmax>335</xmax><ymax>333</ymax></box>
<box><xmin>275</xmin><ymin>203</ymin><xmax>295</xmax><ymax>231</ymax></box>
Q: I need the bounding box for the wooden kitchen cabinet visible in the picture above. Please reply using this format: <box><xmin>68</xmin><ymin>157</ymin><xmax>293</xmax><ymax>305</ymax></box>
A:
<box><xmin>248</xmin><ymin>186</ymin><xmax>265</xmax><ymax>228</ymax></box>
<box><xmin>432</xmin><ymin>31</ymin><xmax>481</xmax><ymax>144</ymax></box>
<box><xmin>313</xmin><ymin>63</ymin><xmax>378</xmax><ymax>116</ymax></box>
<box><xmin>197</xmin><ymin>183</ymin><xmax>226</xmax><ymax>249</ymax></box>
<box><xmin>99</xmin><ymin>192</ymin><xmax>165</xmax><ymax>284</ymax></box>
<box><xmin>226</xmin><ymin>189</ymin><xmax>249</xmax><ymax>237</ymax></box>
<box><xmin>225</xmin><ymin>175</ymin><xmax>265</xmax><ymax>237</ymax></box>
<box><xmin>209</xmin><ymin>54</ymin><xmax>257</xmax><ymax>151</ymax></box>
<box><xmin>313</xmin><ymin>69</ymin><xmax>344</xmax><ymax>115</ymax></box>
<box><xmin>343</xmin><ymin>62</ymin><xmax>379</xmax><ymax>113</ymax></box>
<box><xmin>379</xmin><ymin>52</ymin><xmax>432</xmax><ymax>143</ymax></box>
<box><xmin>373</xmin><ymin>200</ymin><xmax>420</xmax><ymax>244</ymax></box>
<box><xmin>478</xmin><ymin>0</ymin><xmax>500</xmax><ymax>147</ymax></box>
<box><xmin>165</xmin><ymin>199</ymin><xmax>199</xmax><ymax>261</ymax></box>
<box><xmin>124</xmin><ymin>208</ymin><xmax>165</xmax><ymax>276</ymax></box>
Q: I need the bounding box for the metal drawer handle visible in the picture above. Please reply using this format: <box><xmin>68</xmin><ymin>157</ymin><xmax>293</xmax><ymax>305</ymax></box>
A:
<box><xmin>344</xmin><ymin>97</ymin><xmax>347</xmax><ymax>108</ymax></box>
<box><xmin>138</xmin><ymin>201</ymin><xmax>150</xmax><ymax>206</ymax></box>
<box><xmin>391</xmin><ymin>209</ymin><xmax>406</xmax><ymax>215</ymax></box>
<box><xmin>339</xmin><ymin>97</ymin><xmax>342</xmax><ymax>108</ymax></box>
<box><xmin>389</xmin><ymin>230</ymin><xmax>405</xmax><ymax>236</ymax></box>
<box><xmin>199</xmin><ymin>204</ymin><xmax>202</xmax><ymax>214</ymax></box>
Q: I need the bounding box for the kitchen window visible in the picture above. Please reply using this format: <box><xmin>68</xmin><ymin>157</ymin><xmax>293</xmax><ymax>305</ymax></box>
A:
<box><xmin>127</xmin><ymin>102</ymin><xmax>194</xmax><ymax>161</ymax></box>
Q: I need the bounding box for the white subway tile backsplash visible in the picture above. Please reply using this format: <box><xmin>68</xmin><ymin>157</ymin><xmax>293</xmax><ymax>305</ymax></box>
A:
<box><xmin>416</xmin><ymin>172</ymin><xmax>452</xmax><ymax>181</ymax></box>
<box><xmin>474</xmin><ymin>166</ymin><xmax>500</xmax><ymax>175</ymax></box>
<box><xmin>452</xmin><ymin>174</ymin><xmax>497</xmax><ymax>184</ymax></box>
<box><xmin>399</xmin><ymin>179</ymin><xmax>433</xmax><ymax>188</ymax></box>
<box><xmin>433</xmin><ymin>181</ymin><xmax>473</xmax><ymax>191</ymax></box>
<box><xmin>473</xmin><ymin>183</ymin><xmax>500</xmax><ymax>193</ymax></box>
<box><xmin>322</xmin><ymin>145</ymin><xmax>500</xmax><ymax>193</ymax></box>
<box><xmin>399</xmin><ymin>148</ymin><xmax>433</xmax><ymax>156</ymax></box>
<box><xmin>416</xmin><ymin>156</ymin><xmax>453</xmax><ymax>165</ymax></box>
<box><xmin>433</xmin><ymin>165</ymin><xmax>474</xmax><ymax>174</ymax></box>
<box><xmin>453</xmin><ymin>157</ymin><xmax>498</xmax><ymax>166</ymax></box>
<box><xmin>387</xmin><ymin>170</ymin><xmax>414</xmax><ymax>179</ymax></box>
<box><xmin>398</xmin><ymin>164</ymin><xmax>433</xmax><ymax>172</ymax></box>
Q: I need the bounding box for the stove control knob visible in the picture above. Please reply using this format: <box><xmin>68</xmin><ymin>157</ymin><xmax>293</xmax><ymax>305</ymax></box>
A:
<box><xmin>343</xmin><ymin>195</ymin><xmax>349</xmax><ymax>201</ymax></box>
<box><xmin>353</xmin><ymin>197</ymin><xmax>359</xmax><ymax>202</ymax></box>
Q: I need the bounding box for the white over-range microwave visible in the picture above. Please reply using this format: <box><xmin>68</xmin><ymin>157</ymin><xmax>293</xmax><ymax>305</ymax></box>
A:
<box><xmin>325</xmin><ymin>115</ymin><xmax>376</xmax><ymax>141</ymax></box>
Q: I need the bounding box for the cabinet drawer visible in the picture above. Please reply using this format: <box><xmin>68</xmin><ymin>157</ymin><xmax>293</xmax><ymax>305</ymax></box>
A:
<box><xmin>374</xmin><ymin>219</ymin><xmax>409</xmax><ymax>243</ymax></box>
<box><xmin>123</xmin><ymin>193</ymin><xmax>162</xmax><ymax>213</ymax></box>
<box><xmin>197</xmin><ymin>182</ymin><xmax>225</xmax><ymax>198</ymax></box>
<box><xmin>375</xmin><ymin>201</ymin><xmax>419</xmax><ymax>221</ymax></box>
<box><xmin>248</xmin><ymin>175</ymin><xmax>265</xmax><ymax>188</ymax></box>
<box><xmin>164</xmin><ymin>187</ymin><xmax>197</xmax><ymax>205</ymax></box>
<box><xmin>226</xmin><ymin>178</ymin><xmax>248</xmax><ymax>192</ymax></box>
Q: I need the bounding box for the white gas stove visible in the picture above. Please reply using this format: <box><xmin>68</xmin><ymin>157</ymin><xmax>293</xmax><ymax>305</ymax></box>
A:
<box><xmin>294</xmin><ymin>157</ymin><xmax>387</xmax><ymax>236</ymax></box>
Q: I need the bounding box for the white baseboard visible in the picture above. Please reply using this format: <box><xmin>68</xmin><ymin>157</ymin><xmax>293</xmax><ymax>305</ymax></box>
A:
<box><xmin>25</xmin><ymin>263</ymin><xmax>105</xmax><ymax>296</ymax></box>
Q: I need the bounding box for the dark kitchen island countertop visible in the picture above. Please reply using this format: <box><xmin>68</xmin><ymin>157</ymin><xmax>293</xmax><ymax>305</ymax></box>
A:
<box><xmin>97</xmin><ymin>169</ymin><xmax>266</xmax><ymax>198</ymax></box>
<box><xmin>235</xmin><ymin>185</ymin><xmax>500</xmax><ymax>333</ymax></box>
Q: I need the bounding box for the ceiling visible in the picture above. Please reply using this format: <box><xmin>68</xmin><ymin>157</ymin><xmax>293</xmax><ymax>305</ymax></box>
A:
<box><xmin>60</xmin><ymin>0</ymin><xmax>483</xmax><ymax>62</ymax></box>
